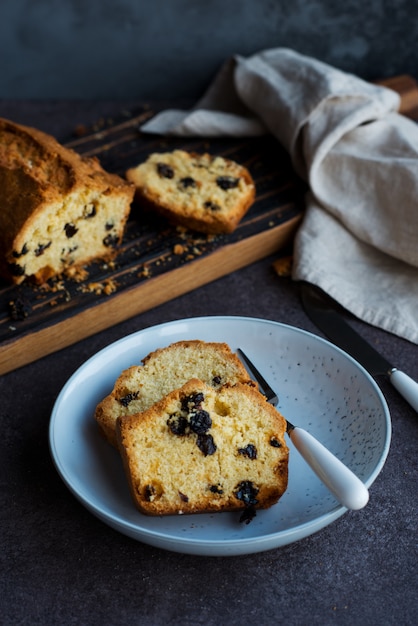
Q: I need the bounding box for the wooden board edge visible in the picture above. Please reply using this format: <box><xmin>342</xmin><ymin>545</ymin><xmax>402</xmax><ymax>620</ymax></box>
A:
<box><xmin>376</xmin><ymin>74</ymin><xmax>418</xmax><ymax>117</ymax></box>
<box><xmin>0</xmin><ymin>215</ymin><xmax>301</xmax><ymax>375</ymax></box>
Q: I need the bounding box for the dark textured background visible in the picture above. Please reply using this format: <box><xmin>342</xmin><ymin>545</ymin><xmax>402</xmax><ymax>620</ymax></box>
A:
<box><xmin>0</xmin><ymin>100</ymin><xmax>417</xmax><ymax>626</ymax></box>
<box><xmin>1</xmin><ymin>0</ymin><xmax>417</xmax><ymax>99</ymax></box>
<box><xmin>1</xmin><ymin>5</ymin><xmax>418</xmax><ymax>624</ymax></box>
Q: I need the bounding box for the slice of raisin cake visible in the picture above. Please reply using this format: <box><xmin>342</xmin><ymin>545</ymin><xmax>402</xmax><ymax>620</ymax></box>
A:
<box><xmin>0</xmin><ymin>117</ymin><xmax>134</xmax><ymax>284</ymax></box>
<box><xmin>126</xmin><ymin>150</ymin><xmax>255</xmax><ymax>234</ymax></box>
<box><xmin>95</xmin><ymin>340</ymin><xmax>253</xmax><ymax>448</ymax></box>
<box><xmin>116</xmin><ymin>378</ymin><xmax>289</xmax><ymax>522</ymax></box>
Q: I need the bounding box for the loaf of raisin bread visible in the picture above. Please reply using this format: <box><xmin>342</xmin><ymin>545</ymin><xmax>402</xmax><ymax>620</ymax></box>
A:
<box><xmin>116</xmin><ymin>378</ymin><xmax>289</xmax><ymax>521</ymax></box>
<box><xmin>126</xmin><ymin>150</ymin><xmax>255</xmax><ymax>234</ymax></box>
<box><xmin>0</xmin><ymin>117</ymin><xmax>135</xmax><ymax>284</ymax></box>
<box><xmin>95</xmin><ymin>340</ymin><xmax>253</xmax><ymax>448</ymax></box>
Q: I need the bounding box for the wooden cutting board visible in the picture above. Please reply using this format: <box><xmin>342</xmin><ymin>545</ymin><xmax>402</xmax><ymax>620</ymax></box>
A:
<box><xmin>1</xmin><ymin>75</ymin><xmax>417</xmax><ymax>375</ymax></box>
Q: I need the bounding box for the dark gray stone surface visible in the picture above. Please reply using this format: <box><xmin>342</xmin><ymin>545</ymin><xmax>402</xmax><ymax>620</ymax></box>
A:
<box><xmin>0</xmin><ymin>101</ymin><xmax>417</xmax><ymax>626</ymax></box>
<box><xmin>0</xmin><ymin>0</ymin><xmax>417</xmax><ymax>99</ymax></box>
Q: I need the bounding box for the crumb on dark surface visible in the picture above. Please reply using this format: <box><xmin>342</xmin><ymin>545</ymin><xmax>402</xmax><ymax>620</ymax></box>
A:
<box><xmin>8</xmin><ymin>294</ymin><xmax>32</xmax><ymax>321</ymax></box>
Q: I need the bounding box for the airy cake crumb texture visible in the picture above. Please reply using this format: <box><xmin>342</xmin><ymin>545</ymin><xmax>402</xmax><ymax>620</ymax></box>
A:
<box><xmin>117</xmin><ymin>378</ymin><xmax>289</xmax><ymax>518</ymax></box>
<box><xmin>126</xmin><ymin>150</ymin><xmax>255</xmax><ymax>234</ymax></box>
<box><xmin>0</xmin><ymin>117</ymin><xmax>134</xmax><ymax>284</ymax></box>
<box><xmin>95</xmin><ymin>340</ymin><xmax>253</xmax><ymax>448</ymax></box>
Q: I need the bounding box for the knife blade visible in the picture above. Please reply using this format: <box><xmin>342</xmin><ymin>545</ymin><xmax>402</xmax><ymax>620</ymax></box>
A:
<box><xmin>300</xmin><ymin>282</ymin><xmax>418</xmax><ymax>413</ymax></box>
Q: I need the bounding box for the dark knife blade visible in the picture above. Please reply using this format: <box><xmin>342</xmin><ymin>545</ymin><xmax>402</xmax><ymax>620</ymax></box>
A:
<box><xmin>300</xmin><ymin>282</ymin><xmax>418</xmax><ymax>412</ymax></box>
<box><xmin>300</xmin><ymin>282</ymin><xmax>392</xmax><ymax>375</ymax></box>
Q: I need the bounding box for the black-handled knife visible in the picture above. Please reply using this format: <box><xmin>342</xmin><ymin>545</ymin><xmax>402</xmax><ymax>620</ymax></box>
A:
<box><xmin>300</xmin><ymin>282</ymin><xmax>418</xmax><ymax>413</ymax></box>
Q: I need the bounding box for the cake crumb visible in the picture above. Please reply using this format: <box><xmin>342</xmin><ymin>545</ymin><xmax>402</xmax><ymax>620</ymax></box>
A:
<box><xmin>272</xmin><ymin>256</ymin><xmax>293</xmax><ymax>277</ymax></box>
<box><xmin>64</xmin><ymin>266</ymin><xmax>89</xmax><ymax>282</ymax></box>
<box><xmin>79</xmin><ymin>279</ymin><xmax>118</xmax><ymax>295</ymax></box>
<box><xmin>139</xmin><ymin>266</ymin><xmax>151</xmax><ymax>278</ymax></box>
<box><xmin>173</xmin><ymin>244</ymin><xmax>185</xmax><ymax>255</ymax></box>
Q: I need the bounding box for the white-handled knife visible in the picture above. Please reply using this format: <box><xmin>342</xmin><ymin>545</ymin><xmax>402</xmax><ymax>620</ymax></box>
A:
<box><xmin>237</xmin><ymin>348</ymin><xmax>369</xmax><ymax>510</ymax></box>
<box><xmin>300</xmin><ymin>282</ymin><xmax>418</xmax><ymax>413</ymax></box>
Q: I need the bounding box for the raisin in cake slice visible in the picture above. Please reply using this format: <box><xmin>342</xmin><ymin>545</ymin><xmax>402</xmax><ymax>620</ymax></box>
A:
<box><xmin>0</xmin><ymin>117</ymin><xmax>134</xmax><ymax>284</ymax></box>
<box><xmin>95</xmin><ymin>340</ymin><xmax>253</xmax><ymax>448</ymax></box>
<box><xmin>116</xmin><ymin>378</ymin><xmax>289</xmax><ymax>521</ymax></box>
<box><xmin>126</xmin><ymin>150</ymin><xmax>255</xmax><ymax>234</ymax></box>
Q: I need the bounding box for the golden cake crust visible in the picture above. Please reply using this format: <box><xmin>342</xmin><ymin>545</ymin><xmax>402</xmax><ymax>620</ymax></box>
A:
<box><xmin>0</xmin><ymin>117</ymin><xmax>134</xmax><ymax>284</ymax></box>
<box><xmin>116</xmin><ymin>378</ymin><xmax>289</xmax><ymax>518</ymax></box>
<box><xmin>95</xmin><ymin>340</ymin><xmax>253</xmax><ymax>448</ymax></box>
<box><xmin>126</xmin><ymin>150</ymin><xmax>255</xmax><ymax>234</ymax></box>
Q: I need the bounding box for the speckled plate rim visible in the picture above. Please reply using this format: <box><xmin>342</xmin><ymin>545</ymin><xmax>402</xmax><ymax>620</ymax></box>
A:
<box><xmin>49</xmin><ymin>316</ymin><xmax>391</xmax><ymax>556</ymax></box>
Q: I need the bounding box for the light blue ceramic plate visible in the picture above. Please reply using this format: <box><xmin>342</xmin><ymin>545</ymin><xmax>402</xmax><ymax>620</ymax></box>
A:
<box><xmin>49</xmin><ymin>316</ymin><xmax>391</xmax><ymax>556</ymax></box>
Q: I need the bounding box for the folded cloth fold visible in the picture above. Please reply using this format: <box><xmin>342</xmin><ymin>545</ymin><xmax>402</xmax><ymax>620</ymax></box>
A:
<box><xmin>142</xmin><ymin>48</ymin><xmax>418</xmax><ymax>344</ymax></box>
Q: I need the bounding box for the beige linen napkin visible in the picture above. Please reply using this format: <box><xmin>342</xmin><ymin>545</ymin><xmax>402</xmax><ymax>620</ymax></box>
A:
<box><xmin>142</xmin><ymin>48</ymin><xmax>418</xmax><ymax>344</ymax></box>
